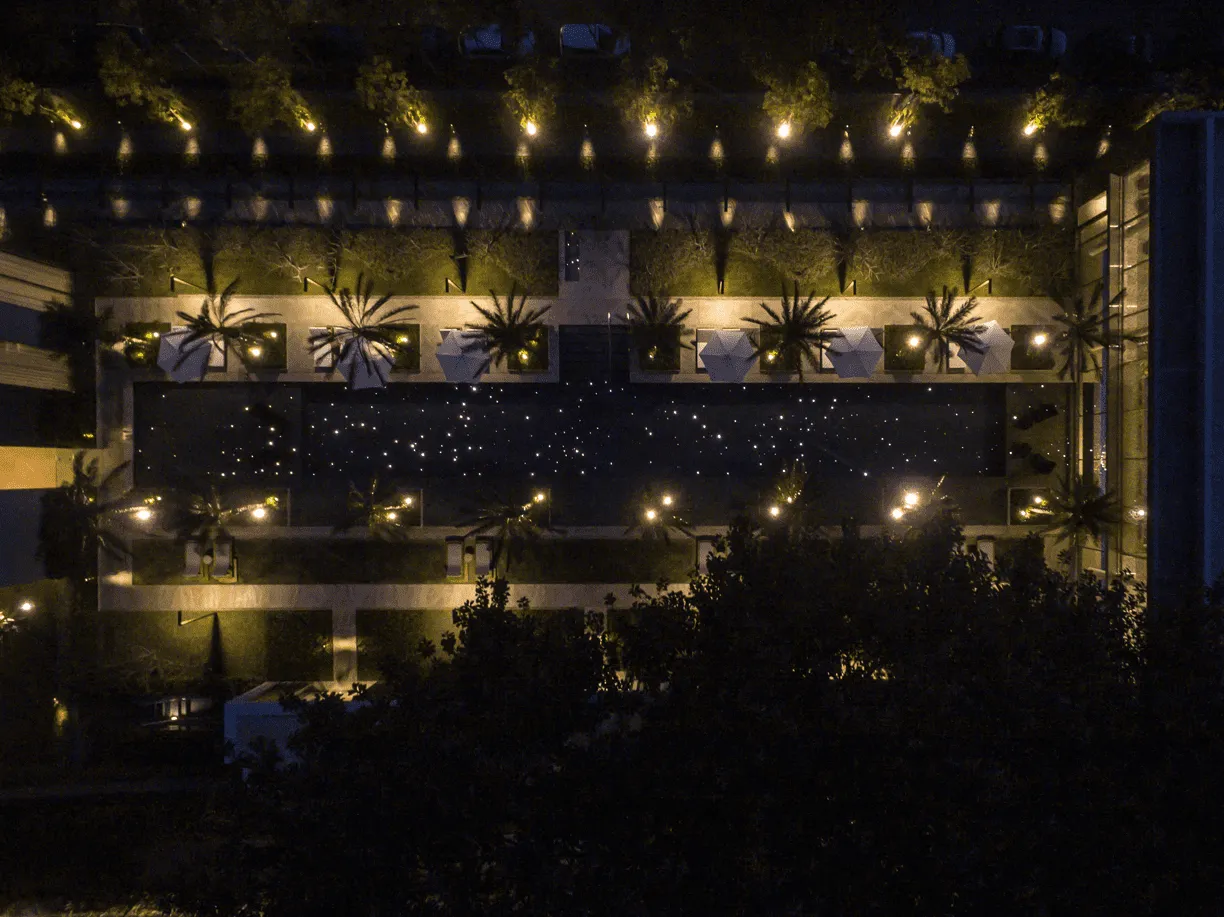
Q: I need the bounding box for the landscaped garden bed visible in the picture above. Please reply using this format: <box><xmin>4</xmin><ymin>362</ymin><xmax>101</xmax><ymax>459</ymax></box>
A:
<box><xmin>883</xmin><ymin>325</ymin><xmax>928</xmax><ymax>373</ymax></box>
<box><xmin>637</xmin><ymin>336</ymin><xmax>683</xmax><ymax>373</ymax></box>
<box><xmin>506</xmin><ymin>327</ymin><xmax>550</xmax><ymax>373</ymax></box>
<box><xmin>390</xmin><ymin>324</ymin><xmax>422</xmax><ymax>374</ymax></box>
<box><xmin>240</xmin><ymin>322</ymin><xmax>288</xmax><ymax>371</ymax></box>
<box><xmin>1008</xmin><ymin>487</ymin><xmax>1055</xmax><ymax>525</ymax></box>
<box><xmin>756</xmin><ymin>328</ymin><xmax>801</xmax><ymax>374</ymax></box>
<box><xmin>1009</xmin><ymin>325</ymin><xmax>1058</xmax><ymax>371</ymax></box>
<box><xmin>121</xmin><ymin>321</ymin><xmax>170</xmax><ymax>367</ymax></box>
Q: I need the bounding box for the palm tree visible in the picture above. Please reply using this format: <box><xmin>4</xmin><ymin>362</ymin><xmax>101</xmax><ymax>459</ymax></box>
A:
<box><xmin>743</xmin><ymin>282</ymin><xmax>838</xmax><ymax>379</ymax></box>
<box><xmin>175</xmin><ymin>279</ymin><xmax>280</xmax><ymax>371</ymax></box>
<box><xmin>1035</xmin><ymin>474</ymin><xmax>1121</xmax><ymax>579</ymax></box>
<box><xmin>174</xmin><ymin>483</ymin><xmax>278</xmax><ymax>551</ymax></box>
<box><xmin>336</xmin><ymin>477</ymin><xmax>417</xmax><ymax>541</ymax></box>
<box><xmin>465</xmin><ymin>490</ymin><xmax>558</xmax><ymax>573</ymax></box>
<box><xmin>37</xmin><ymin>452</ymin><xmax>153</xmax><ymax>584</ymax></box>
<box><xmin>625</xmin><ymin>488</ymin><xmax>692</xmax><ymax>542</ymax></box>
<box><xmin>627</xmin><ymin>292</ymin><xmax>691</xmax><ymax>368</ymax></box>
<box><xmin>310</xmin><ymin>274</ymin><xmax>419</xmax><ymax>384</ymax></box>
<box><xmin>1053</xmin><ymin>283</ymin><xmax>1130</xmax><ymax>381</ymax></box>
<box><xmin>468</xmin><ymin>286</ymin><xmax>552</xmax><ymax>372</ymax></box>
<box><xmin>910</xmin><ymin>288</ymin><xmax>985</xmax><ymax>373</ymax></box>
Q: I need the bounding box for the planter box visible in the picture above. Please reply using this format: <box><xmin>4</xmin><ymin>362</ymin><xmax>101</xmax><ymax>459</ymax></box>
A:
<box><xmin>637</xmin><ymin>337</ymin><xmax>682</xmax><ymax>373</ymax></box>
<box><xmin>507</xmin><ymin>327</ymin><xmax>550</xmax><ymax>373</ymax></box>
<box><xmin>757</xmin><ymin>328</ymin><xmax>802</xmax><ymax>374</ymax></box>
<box><xmin>1010</xmin><ymin>325</ymin><xmax>1058</xmax><ymax>371</ymax></box>
<box><xmin>1008</xmin><ymin>487</ymin><xmax>1054</xmax><ymax>525</ymax></box>
<box><xmin>241</xmin><ymin>323</ymin><xmax>288</xmax><ymax>371</ymax></box>
<box><xmin>883</xmin><ymin>325</ymin><xmax>928</xmax><ymax>373</ymax></box>
<box><xmin>390</xmin><ymin>324</ymin><xmax>422</xmax><ymax>374</ymax></box>
<box><xmin>122</xmin><ymin>321</ymin><xmax>170</xmax><ymax>368</ymax></box>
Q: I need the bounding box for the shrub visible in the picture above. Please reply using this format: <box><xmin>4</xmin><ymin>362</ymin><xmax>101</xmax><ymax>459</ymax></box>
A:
<box><xmin>761</xmin><ymin>62</ymin><xmax>834</xmax><ymax>133</ymax></box>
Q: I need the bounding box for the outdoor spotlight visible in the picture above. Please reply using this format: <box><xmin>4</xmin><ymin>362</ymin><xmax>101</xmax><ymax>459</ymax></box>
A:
<box><xmin>266</xmin><ymin>330</ymin><xmax>278</xmax><ymax>339</ymax></box>
<box><xmin>518</xmin><ymin>348</ymin><xmax>531</xmax><ymax>363</ymax></box>
<box><xmin>18</xmin><ymin>600</ymin><xmax>34</xmax><ymax>613</ymax></box>
<box><xmin>1032</xmin><ymin>332</ymin><xmax>1048</xmax><ymax>347</ymax></box>
<box><xmin>888</xmin><ymin>121</ymin><xmax>903</xmax><ymax>138</ymax></box>
<box><xmin>1018</xmin><ymin>508</ymin><xmax>1031</xmax><ymax>520</ymax></box>
<box><xmin>647</xmin><ymin>346</ymin><xmax>658</xmax><ymax>361</ymax></box>
<box><xmin>179</xmin><ymin>120</ymin><xmax>192</xmax><ymax>131</ymax></box>
<box><xmin>403</xmin><ymin>495</ymin><xmax>415</xmax><ymax>507</ymax></box>
<box><xmin>903</xmin><ymin>492</ymin><xmax>920</xmax><ymax>508</ymax></box>
<box><xmin>397</xmin><ymin>334</ymin><xmax>410</xmax><ymax>344</ymax></box>
<box><xmin>416</xmin><ymin>121</ymin><xmax>429</xmax><ymax>134</ymax></box>
<box><xmin>645</xmin><ymin>508</ymin><xmax>658</xmax><ymax>521</ymax></box>
<box><xmin>776</xmin><ymin>121</ymin><xmax>792</xmax><ymax>140</ymax></box>
<box><xmin>765</xmin><ymin>350</ymin><xmax>778</xmax><ymax>363</ymax></box>
<box><xmin>304</xmin><ymin>120</ymin><xmax>317</xmax><ymax>132</ymax></box>
<box><xmin>534</xmin><ymin>492</ymin><xmax>547</xmax><ymax>504</ymax></box>
<box><xmin>252</xmin><ymin>506</ymin><xmax>267</xmax><ymax>520</ymax></box>
<box><xmin>70</xmin><ymin>119</ymin><xmax>82</xmax><ymax>130</ymax></box>
<box><xmin>135</xmin><ymin>508</ymin><xmax>153</xmax><ymax>522</ymax></box>
<box><xmin>1023</xmin><ymin>122</ymin><xmax>1038</xmax><ymax>137</ymax></box>
<box><xmin>907</xmin><ymin>335</ymin><xmax>923</xmax><ymax>349</ymax></box>
<box><xmin>1032</xmin><ymin>495</ymin><xmax>1046</xmax><ymax>506</ymax></box>
<box><xmin>644</xmin><ymin>121</ymin><xmax>659</xmax><ymax>139</ymax></box>
<box><xmin>662</xmin><ymin>494</ymin><xmax>673</xmax><ymax>507</ymax></box>
<box><xmin>1129</xmin><ymin>506</ymin><xmax>1147</xmax><ymax>521</ymax></box>
<box><xmin>769</xmin><ymin>505</ymin><xmax>781</xmax><ymax>518</ymax></box>
<box><xmin>524</xmin><ymin>120</ymin><xmax>538</xmax><ymax>136</ymax></box>
<box><xmin>248</xmin><ymin>345</ymin><xmax>263</xmax><ymax>359</ymax></box>
<box><xmin>387</xmin><ymin>511</ymin><xmax>398</xmax><ymax>521</ymax></box>
<box><xmin>785</xmin><ymin>495</ymin><xmax>794</xmax><ymax>504</ymax></box>
<box><xmin>890</xmin><ymin>507</ymin><xmax>905</xmax><ymax>521</ymax></box>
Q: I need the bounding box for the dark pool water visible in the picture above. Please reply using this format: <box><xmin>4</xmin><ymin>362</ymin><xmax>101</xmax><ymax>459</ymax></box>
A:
<box><xmin>134</xmin><ymin>381</ymin><xmax>1005</xmax><ymax>524</ymax></box>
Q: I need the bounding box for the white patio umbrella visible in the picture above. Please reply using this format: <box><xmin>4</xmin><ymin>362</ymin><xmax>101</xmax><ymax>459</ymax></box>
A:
<box><xmin>437</xmin><ymin>330</ymin><xmax>489</xmax><ymax>383</ymax></box>
<box><xmin>955</xmin><ymin>320</ymin><xmax>1014</xmax><ymax>375</ymax></box>
<box><xmin>336</xmin><ymin>337</ymin><xmax>395</xmax><ymax>390</ymax></box>
<box><xmin>700</xmin><ymin>330</ymin><xmax>755</xmax><ymax>383</ymax></box>
<box><xmin>826</xmin><ymin>326</ymin><xmax>884</xmax><ymax>379</ymax></box>
<box><xmin>157</xmin><ymin>329</ymin><xmax>214</xmax><ymax>383</ymax></box>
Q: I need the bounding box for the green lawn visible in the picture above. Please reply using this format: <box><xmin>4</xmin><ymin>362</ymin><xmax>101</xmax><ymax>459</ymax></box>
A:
<box><xmin>132</xmin><ymin>537</ymin><xmax>695</xmax><ymax>585</ymax></box>
<box><xmin>132</xmin><ymin>539</ymin><xmax>447</xmax><ymax>585</ymax></box>
<box><xmin>94</xmin><ymin>609</ymin><xmax>333</xmax><ymax>682</ymax></box>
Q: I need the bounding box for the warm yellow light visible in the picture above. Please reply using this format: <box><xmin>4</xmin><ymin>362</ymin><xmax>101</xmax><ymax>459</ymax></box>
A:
<box><xmin>179</xmin><ymin>120</ymin><xmax>192</xmax><ymax>132</ymax></box>
<box><xmin>1019</xmin><ymin>508</ymin><xmax>1031</xmax><ymax>519</ymax></box>
<box><xmin>266</xmin><ymin>330</ymin><xmax>278</xmax><ymax>339</ymax></box>
<box><xmin>785</xmin><ymin>495</ymin><xmax>794</xmax><ymax>504</ymax></box>
<box><xmin>907</xmin><ymin>334</ymin><xmax>923</xmax><ymax>349</ymax></box>
<box><xmin>524</xmin><ymin>120</ymin><xmax>538</xmax><ymax>136</ymax></box>
<box><xmin>645</xmin><ymin>508</ymin><xmax>658</xmax><ymax>521</ymax></box>
<box><xmin>517</xmin><ymin>348</ymin><xmax>531</xmax><ymax>363</ymax></box>
<box><xmin>135</xmin><ymin>508</ymin><xmax>153</xmax><ymax>522</ymax></box>
<box><xmin>888</xmin><ymin>121</ymin><xmax>903</xmax><ymax>138</ymax></box>
<box><xmin>70</xmin><ymin>119</ymin><xmax>82</xmax><ymax>130</ymax></box>
<box><xmin>644</xmin><ymin>121</ymin><xmax>659</xmax><ymax>139</ymax></box>
<box><xmin>1032</xmin><ymin>495</ymin><xmax>1046</xmax><ymax>506</ymax></box>
<box><xmin>18</xmin><ymin>600</ymin><xmax>34</xmax><ymax>612</ymax></box>
<box><xmin>890</xmin><ymin>507</ymin><xmax>905</xmax><ymax>521</ymax></box>
<box><xmin>776</xmin><ymin>121</ymin><xmax>792</xmax><ymax>140</ymax></box>
<box><xmin>1133</xmin><ymin>507</ymin><xmax>1147</xmax><ymax>519</ymax></box>
<box><xmin>1023</xmin><ymin>122</ymin><xmax>1038</xmax><ymax>137</ymax></box>
<box><xmin>248</xmin><ymin>345</ymin><xmax>263</xmax><ymax>358</ymax></box>
<box><xmin>768</xmin><ymin>505</ymin><xmax>781</xmax><ymax>518</ymax></box>
<box><xmin>903</xmin><ymin>491</ymin><xmax>920</xmax><ymax>507</ymax></box>
<box><xmin>765</xmin><ymin>350</ymin><xmax>778</xmax><ymax>363</ymax></box>
<box><xmin>402</xmin><ymin>495</ymin><xmax>415</xmax><ymax>507</ymax></box>
<box><xmin>661</xmin><ymin>494</ymin><xmax>673</xmax><ymax>507</ymax></box>
<box><xmin>534</xmin><ymin>492</ymin><xmax>547</xmax><ymax>504</ymax></box>
<box><xmin>416</xmin><ymin>121</ymin><xmax>429</xmax><ymax>134</ymax></box>
<box><xmin>387</xmin><ymin>511</ymin><xmax>398</xmax><ymax>521</ymax></box>
<box><xmin>252</xmin><ymin>506</ymin><xmax>267</xmax><ymax>520</ymax></box>
<box><xmin>304</xmin><ymin>120</ymin><xmax>317</xmax><ymax>132</ymax></box>
<box><xmin>396</xmin><ymin>334</ymin><xmax>410</xmax><ymax>344</ymax></box>
<box><xmin>1032</xmin><ymin>332</ymin><xmax>1048</xmax><ymax>347</ymax></box>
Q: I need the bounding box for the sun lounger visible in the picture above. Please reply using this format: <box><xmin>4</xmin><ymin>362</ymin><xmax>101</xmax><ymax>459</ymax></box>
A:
<box><xmin>474</xmin><ymin>539</ymin><xmax>493</xmax><ymax>577</ymax></box>
<box><xmin>446</xmin><ymin>537</ymin><xmax>464</xmax><ymax>578</ymax></box>
<box><xmin>185</xmin><ymin>541</ymin><xmax>203</xmax><ymax>577</ymax></box>
<box><xmin>212</xmin><ymin>540</ymin><xmax>233</xmax><ymax>577</ymax></box>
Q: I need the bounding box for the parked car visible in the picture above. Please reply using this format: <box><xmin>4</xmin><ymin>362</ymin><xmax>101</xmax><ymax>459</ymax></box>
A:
<box><xmin>907</xmin><ymin>31</ymin><xmax>956</xmax><ymax>57</ymax></box>
<box><xmin>559</xmin><ymin>23</ymin><xmax>630</xmax><ymax>57</ymax></box>
<box><xmin>999</xmin><ymin>25</ymin><xmax>1068</xmax><ymax>58</ymax></box>
<box><xmin>460</xmin><ymin>24</ymin><xmax>535</xmax><ymax>57</ymax></box>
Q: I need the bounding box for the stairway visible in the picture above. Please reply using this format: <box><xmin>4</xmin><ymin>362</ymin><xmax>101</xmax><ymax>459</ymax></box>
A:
<box><xmin>558</xmin><ymin>325</ymin><xmax>630</xmax><ymax>384</ymax></box>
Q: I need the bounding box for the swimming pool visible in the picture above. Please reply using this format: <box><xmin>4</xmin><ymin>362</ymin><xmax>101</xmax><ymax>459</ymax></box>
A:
<box><xmin>134</xmin><ymin>381</ymin><xmax>1007</xmax><ymax>524</ymax></box>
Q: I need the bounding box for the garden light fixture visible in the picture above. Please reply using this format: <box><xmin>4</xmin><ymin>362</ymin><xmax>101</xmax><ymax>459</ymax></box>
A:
<box><xmin>416</xmin><ymin>121</ymin><xmax>429</xmax><ymax>134</ymax></box>
<box><xmin>534</xmin><ymin>492</ymin><xmax>547</xmax><ymax>504</ymax></box>
<box><xmin>403</xmin><ymin>495</ymin><xmax>415</xmax><ymax>507</ymax></box>
<box><xmin>70</xmin><ymin>119</ymin><xmax>82</xmax><ymax>130</ymax></box>
<box><xmin>524</xmin><ymin>120</ymin><xmax>538</xmax><ymax>136</ymax></box>
<box><xmin>769</xmin><ymin>505</ymin><xmax>781</xmax><ymax>518</ymax></box>
<box><xmin>1032</xmin><ymin>332</ymin><xmax>1048</xmax><ymax>347</ymax></box>
<box><xmin>18</xmin><ymin>600</ymin><xmax>34</xmax><ymax>613</ymax></box>
<box><xmin>888</xmin><ymin>121</ymin><xmax>903</xmax><ymax>139</ymax></box>
<box><xmin>907</xmin><ymin>334</ymin><xmax>923</xmax><ymax>349</ymax></box>
<box><xmin>645</xmin><ymin>508</ymin><xmax>658</xmax><ymax>521</ymax></box>
<box><xmin>252</xmin><ymin>506</ymin><xmax>267</xmax><ymax>520</ymax></box>
<box><xmin>904</xmin><ymin>492</ymin><xmax>920</xmax><ymax>508</ymax></box>
<box><xmin>776</xmin><ymin>121</ymin><xmax>791</xmax><ymax>140</ymax></box>
<box><xmin>644</xmin><ymin>121</ymin><xmax>659</xmax><ymax>139</ymax></box>
<box><xmin>890</xmin><ymin>507</ymin><xmax>905</xmax><ymax>521</ymax></box>
<box><xmin>135</xmin><ymin>508</ymin><xmax>153</xmax><ymax>522</ymax></box>
<box><xmin>1023</xmin><ymin>122</ymin><xmax>1038</xmax><ymax>137</ymax></box>
<box><xmin>248</xmin><ymin>345</ymin><xmax>263</xmax><ymax>359</ymax></box>
<box><xmin>304</xmin><ymin>120</ymin><xmax>317</xmax><ymax>132</ymax></box>
<box><xmin>518</xmin><ymin>348</ymin><xmax>531</xmax><ymax>363</ymax></box>
<box><xmin>386</xmin><ymin>511</ymin><xmax>398</xmax><ymax>521</ymax></box>
<box><xmin>661</xmin><ymin>494</ymin><xmax>673</xmax><ymax>507</ymax></box>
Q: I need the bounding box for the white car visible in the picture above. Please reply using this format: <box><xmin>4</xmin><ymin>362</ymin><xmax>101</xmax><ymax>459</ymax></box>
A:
<box><xmin>559</xmin><ymin>23</ymin><xmax>630</xmax><ymax>57</ymax></box>
<box><xmin>1000</xmin><ymin>25</ymin><xmax>1067</xmax><ymax>58</ymax></box>
<box><xmin>460</xmin><ymin>24</ymin><xmax>535</xmax><ymax>57</ymax></box>
<box><xmin>907</xmin><ymin>31</ymin><xmax>956</xmax><ymax>57</ymax></box>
